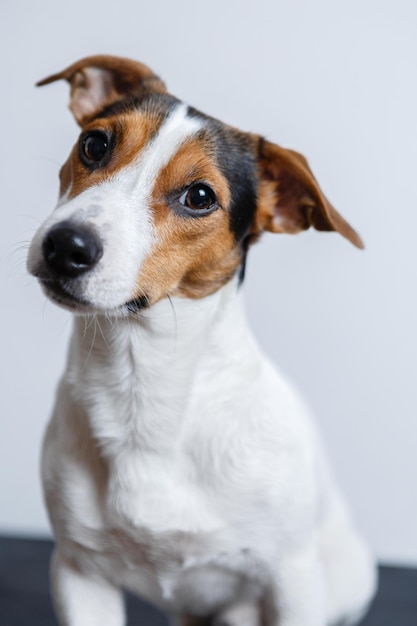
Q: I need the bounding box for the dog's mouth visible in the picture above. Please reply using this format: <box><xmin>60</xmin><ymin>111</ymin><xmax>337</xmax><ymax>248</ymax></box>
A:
<box><xmin>125</xmin><ymin>295</ymin><xmax>150</xmax><ymax>313</ymax></box>
<box><xmin>40</xmin><ymin>278</ymin><xmax>90</xmax><ymax>311</ymax></box>
<box><xmin>40</xmin><ymin>277</ymin><xmax>151</xmax><ymax>316</ymax></box>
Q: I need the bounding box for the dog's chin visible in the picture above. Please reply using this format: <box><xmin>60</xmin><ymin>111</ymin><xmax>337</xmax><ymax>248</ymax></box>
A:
<box><xmin>40</xmin><ymin>279</ymin><xmax>93</xmax><ymax>314</ymax></box>
<box><xmin>40</xmin><ymin>280</ymin><xmax>150</xmax><ymax>317</ymax></box>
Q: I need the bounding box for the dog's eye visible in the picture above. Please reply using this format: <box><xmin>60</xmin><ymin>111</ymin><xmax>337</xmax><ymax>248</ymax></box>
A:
<box><xmin>80</xmin><ymin>132</ymin><xmax>109</xmax><ymax>164</ymax></box>
<box><xmin>180</xmin><ymin>184</ymin><xmax>217</xmax><ymax>211</ymax></box>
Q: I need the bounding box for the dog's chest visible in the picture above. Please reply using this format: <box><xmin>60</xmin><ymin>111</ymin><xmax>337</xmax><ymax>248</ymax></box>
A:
<box><xmin>105</xmin><ymin>443</ymin><xmax>229</xmax><ymax>534</ymax></box>
<box><xmin>55</xmin><ymin>305</ymin><xmax>276</xmax><ymax>609</ymax></box>
<box><xmin>68</xmin><ymin>452</ymin><xmax>261</xmax><ymax>613</ymax></box>
<box><xmin>79</xmin><ymin>523</ymin><xmax>260</xmax><ymax>613</ymax></box>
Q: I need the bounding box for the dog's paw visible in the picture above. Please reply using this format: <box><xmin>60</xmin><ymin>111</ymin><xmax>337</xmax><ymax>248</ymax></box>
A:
<box><xmin>213</xmin><ymin>603</ymin><xmax>261</xmax><ymax>626</ymax></box>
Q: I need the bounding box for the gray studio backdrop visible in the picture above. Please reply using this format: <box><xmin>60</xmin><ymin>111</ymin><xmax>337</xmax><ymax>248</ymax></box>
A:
<box><xmin>1</xmin><ymin>0</ymin><xmax>416</xmax><ymax>564</ymax></box>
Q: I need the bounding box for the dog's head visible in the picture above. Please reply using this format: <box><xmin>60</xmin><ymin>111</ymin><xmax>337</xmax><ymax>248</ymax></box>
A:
<box><xmin>27</xmin><ymin>55</ymin><xmax>363</xmax><ymax>315</ymax></box>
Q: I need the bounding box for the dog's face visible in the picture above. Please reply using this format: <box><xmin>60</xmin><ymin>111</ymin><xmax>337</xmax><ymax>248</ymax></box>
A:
<box><xmin>27</xmin><ymin>55</ymin><xmax>363</xmax><ymax>315</ymax></box>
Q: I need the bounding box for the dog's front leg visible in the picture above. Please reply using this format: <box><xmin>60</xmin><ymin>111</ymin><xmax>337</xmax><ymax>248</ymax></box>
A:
<box><xmin>213</xmin><ymin>602</ymin><xmax>262</xmax><ymax>626</ymax></box>
<box><xmin>262</xmin><ymin>546</ymin><xmax>326</xmax><ymax>626</ymax></box>
<box><xmin>174</xmin><ymin>605</ymin><xmax>260</xmax><ymax>626</ymax></box>
<box><xmin>51</xmin><ymin>549</ymin><xmax>125</xmax><ymax>626</ymax></box>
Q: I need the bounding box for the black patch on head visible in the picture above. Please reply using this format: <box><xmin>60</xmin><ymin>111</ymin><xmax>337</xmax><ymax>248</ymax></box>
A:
<box><xmin>186</xmin><ymin>107</ymin><xmax>259</xmax><ymax>283</ymax></box>
<box><xmin>215</xmin><ymin>131</ymin><xmax>258</xmax><ymax>284</ymax></box>
<box><xmin>224</xmin><ymin>151</ymin><xmax>258</xmax><ymax>243</ymax></box>
<box><xmin>95</xmin><ymin>92</ymin><xmax>180</xmax><ymax>123</ymax></box>
<box><xmin>238</xmin><ymin>232</ymin><xmax>260</xmax><ymax>285</ymax></box>
<box><xmin>187</xmin><ymin>111</ymin><xmax>258</xmax><ymax>243</ymax></box>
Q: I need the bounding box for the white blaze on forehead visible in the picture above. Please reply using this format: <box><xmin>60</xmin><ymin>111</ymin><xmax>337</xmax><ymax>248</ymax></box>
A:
<box><xmin>132</xmin><ymin>102</ymin><xmax>203</xmax><ymax>194</ymax></box>
<box><xmin>28</xmin><ymin>103</ymin><xmax>205</xmax><ymax>312</ymax></box>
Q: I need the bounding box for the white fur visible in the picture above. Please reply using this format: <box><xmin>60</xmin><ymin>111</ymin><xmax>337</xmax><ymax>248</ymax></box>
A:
<box><xmin>40</xmin><ymin>281</ymin><xmax>376</xmax><ymax>626</ymax></box>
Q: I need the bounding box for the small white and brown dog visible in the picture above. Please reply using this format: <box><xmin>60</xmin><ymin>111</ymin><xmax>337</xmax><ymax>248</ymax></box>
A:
<box><xmin>27</xmin><ymin>55</ymin><xmax>376</xmax><ymax>626</ymax></box>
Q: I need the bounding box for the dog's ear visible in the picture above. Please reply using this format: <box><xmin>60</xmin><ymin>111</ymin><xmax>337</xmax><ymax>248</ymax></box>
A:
<box><xmin>254</xmin><ymin>139</ymin><xmax>364</xmax><ymax>248</ymax></box>
<box><xmin>36</xmin><ymin>55</ymin><xmax>166</xmax><ymax>126</ymax></box>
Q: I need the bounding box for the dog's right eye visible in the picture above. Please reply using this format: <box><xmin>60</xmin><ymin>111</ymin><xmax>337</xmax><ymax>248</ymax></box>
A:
<box><xmin>80</xmin><ymin>132</ymin><xmax>109</xmax><ymax>166</ymax></box>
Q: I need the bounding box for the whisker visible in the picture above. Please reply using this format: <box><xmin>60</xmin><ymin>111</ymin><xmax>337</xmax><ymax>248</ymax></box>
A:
<box><xmin>59</xmin><ymin>314</ymin><xmax>73</xmax><ymax>335</ymax></box>
<box><xmin>17</xmin><ymin>214</ymin><xmax>44</xmax><ymax>226</ymax></box>
<box><xmin>166</xmin><ymin>294</ymin><xmax>178</xmax><ymax>352</ymax></box>
<box><xmin>82</xmin><ymin>314</ymin><xmax>95</xmax><ymax>343</ymax></box>
<box><xmin>32</xmin><ymin>155</ymin><xmax>62</xmax><ymax>168</ymax></box>
<box><xmin>106</xmin><ymin>312</ymin><xmax>118</xmax><ymax>333</ymax></box>
<box><xmin>4</xmin><ymin>241</ymin><xmax>31</xmax><ymax>271</ymax></box>
<box><xmin>84</xmin><ymin>315</ymin><xmax>98</xmax><ymax>368</ymax></box>
<box><xmin>42</xmin><ymin>297</ymin><xmax>48</xmax><ymax>324</ymax></box>
<box><xmin>95</xmin><ymin>316</ymin><xmax>110</xmax><ymax>351</ymax></box>
<box><xmin>82</xmin><ymin>316</ymin><xmax>88</xmax><ymax>342</ymax></box>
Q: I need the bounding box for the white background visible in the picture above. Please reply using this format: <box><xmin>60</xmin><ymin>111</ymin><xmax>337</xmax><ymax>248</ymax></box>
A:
<box><xmin>1</xmin><ymin>0</ymin><xmax>416</xmax><ymax>565</ymax></box>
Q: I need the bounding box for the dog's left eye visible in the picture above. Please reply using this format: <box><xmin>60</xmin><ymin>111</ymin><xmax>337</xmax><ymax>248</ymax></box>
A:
<box><xmin>179</xmin><ymin>184</ymin><xmax>217</xmax><ymax>211</ymax></box>
<box><xmin>80</xmin><ymin>132</ymin><xmax>109</xmax><ymax>165</ymax></box>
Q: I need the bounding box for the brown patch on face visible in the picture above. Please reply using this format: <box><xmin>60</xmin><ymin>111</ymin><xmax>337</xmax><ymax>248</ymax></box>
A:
<box><xmin>134</xmin><ymin>209</ymin><xmax>241</xmax><ymax>303</ymax></box>
<box><xmin>129</xmin><ymin>137</ymin><xmax>242</xmax><ymax>304</ymax></box>
<box><xmin>58</xmin><ymin>109</ymin><xmax>166</xmax><ymax>199</ymax></box>
<box><xmin>153</xmin><ymin>137</ymin><xmax>232</xmax><ymax>225</ymax></box>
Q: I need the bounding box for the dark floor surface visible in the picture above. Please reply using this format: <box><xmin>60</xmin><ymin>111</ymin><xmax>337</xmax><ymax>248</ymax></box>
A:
<box><xmin>1</xmin><ymin>537</ymin><xmax>416</xmax><ymax>625</ymax></box>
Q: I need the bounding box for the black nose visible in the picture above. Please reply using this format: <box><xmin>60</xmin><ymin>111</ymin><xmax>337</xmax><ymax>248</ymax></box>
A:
<box><xmin>42</xmin><ymin>221</ymin><xmax>103</xmax><ymax>278</ymax></box>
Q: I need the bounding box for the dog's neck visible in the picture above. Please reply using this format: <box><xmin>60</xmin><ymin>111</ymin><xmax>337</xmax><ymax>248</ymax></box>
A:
<box><xmin>68</xmin><ymin>278</ymin><xmax>261</xmax><ymax>457</ymax></box>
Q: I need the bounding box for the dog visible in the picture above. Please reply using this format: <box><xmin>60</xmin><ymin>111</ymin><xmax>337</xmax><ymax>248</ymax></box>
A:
<box><xmin>27</xmin><ymin>55</ymin><xmax>376</xmax><ymax>626</ymax></box>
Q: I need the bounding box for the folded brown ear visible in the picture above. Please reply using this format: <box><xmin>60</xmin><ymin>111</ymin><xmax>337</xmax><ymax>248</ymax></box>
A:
<box><xmin>255</xmin><ymin>139</ymin><xmax>364</xmax><ymax>249</ymax></box>
<box><xmin>36</xmin><ymin>54</ymin><xmax>166</xmax><ymax>126</ymax></box>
